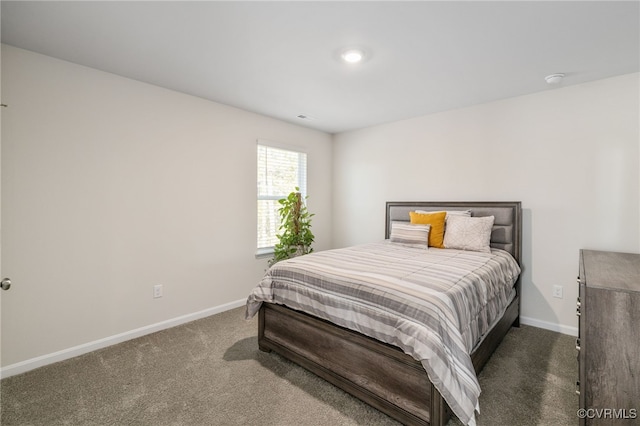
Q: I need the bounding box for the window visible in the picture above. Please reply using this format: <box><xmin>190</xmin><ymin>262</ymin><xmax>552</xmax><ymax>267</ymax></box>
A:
<box><xmin>257</xmin><ymin>142</ymin><xmax>307</xmax><ymax>254</ymax></box>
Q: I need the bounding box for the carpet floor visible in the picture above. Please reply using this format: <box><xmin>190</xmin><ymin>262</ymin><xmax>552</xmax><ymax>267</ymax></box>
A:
<box><xmin>0</xmin><ymin>307</ymin><xmax>577</xmax><ymax>425</ymax></box>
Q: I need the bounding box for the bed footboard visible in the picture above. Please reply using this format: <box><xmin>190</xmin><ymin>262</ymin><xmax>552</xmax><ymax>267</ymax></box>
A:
<box><xmin>259</xmin><ymin>303</ymin><xmax>448</xmax><ymax>426</ymax></box>
<box><xmin>258</xmin><ymin>294</ymin><xmax>519</xmax><ymax>426</ymax></box>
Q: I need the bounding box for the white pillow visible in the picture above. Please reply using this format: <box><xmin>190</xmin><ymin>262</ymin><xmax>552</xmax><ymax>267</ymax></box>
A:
<box><xmin>443</xmin><ymin>215</ymin><xmax>495</xmax><ymax>253</ymax></box>
<box><xmin>389</xmin><ymin>222</ymin><xmax>431</xmax><ymax>247</ymax></box>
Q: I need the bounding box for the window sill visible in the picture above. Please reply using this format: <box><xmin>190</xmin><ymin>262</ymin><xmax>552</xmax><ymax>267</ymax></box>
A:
<box><xmin>255</xmin><ymin>247</ymin><xmax>274</xmax><ymax>259</ymax></box>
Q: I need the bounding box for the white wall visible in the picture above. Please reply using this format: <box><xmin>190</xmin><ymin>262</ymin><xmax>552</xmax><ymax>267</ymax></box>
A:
<box><xmin>333</xmin><ymin>73</ymin><xmax>640</xmax><ymax>335</ymax></box>
<box><xmin>2</xmin><ymin>42</ymin><xmax>638</xmax><ymax>373</ymax></box>
<box><xmin>0</xmin><ymin>45</ymin><xmax>333</xmax><ymax>369</ymax></box>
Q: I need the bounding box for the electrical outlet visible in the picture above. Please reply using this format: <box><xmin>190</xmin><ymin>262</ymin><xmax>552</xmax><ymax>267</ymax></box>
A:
<box><xmin>552</xmin><ymin>285</ymin><xmax>563</xmax><ymax>299</ymax></box>
<box><xmin>153</xmin><ymin>284</ymin><xmax>163</xmax><ymax>299</ymax></box>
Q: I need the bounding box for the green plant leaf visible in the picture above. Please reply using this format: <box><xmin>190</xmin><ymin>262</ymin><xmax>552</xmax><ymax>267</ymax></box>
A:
<box><xmin>269</xmin><ymin>188</ymin><xmax>315</xmax><ymax>266</ymax></box>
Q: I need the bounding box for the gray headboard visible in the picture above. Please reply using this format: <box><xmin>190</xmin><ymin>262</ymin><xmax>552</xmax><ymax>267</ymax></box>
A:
<box><xmin>385</xmin><ymin>201</ymin><xmax>522</xmax><ymax>265</ymax></box>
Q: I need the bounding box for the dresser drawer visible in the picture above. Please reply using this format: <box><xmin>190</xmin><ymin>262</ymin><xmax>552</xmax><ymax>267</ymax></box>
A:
<box><xmin>578</xmin><ymin>249</ymin><xmax>640</xmax><ymax>425</ymax></box>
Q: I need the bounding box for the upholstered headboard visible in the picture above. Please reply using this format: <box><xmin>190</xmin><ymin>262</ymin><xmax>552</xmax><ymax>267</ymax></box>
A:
<box><xmin>385</xmin><ymin>201</ymin><xmax>522</xmax><ymax>265</ymax></box>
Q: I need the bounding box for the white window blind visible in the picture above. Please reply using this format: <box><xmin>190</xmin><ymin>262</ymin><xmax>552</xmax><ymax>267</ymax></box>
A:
<box><xmin>257</xmin><ymin>143</ymin><xmax>307</xmax><ymax>252</ymax></box>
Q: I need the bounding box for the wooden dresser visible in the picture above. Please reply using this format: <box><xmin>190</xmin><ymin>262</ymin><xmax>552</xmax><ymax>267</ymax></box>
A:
<box><xmin>577</xmin><ymin>249</ymin><xmax>640</xmax><ymax>425</ymax></box>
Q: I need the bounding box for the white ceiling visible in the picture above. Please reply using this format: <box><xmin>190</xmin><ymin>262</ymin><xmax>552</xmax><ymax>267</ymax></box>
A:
<box><xmin>2</xmin><ymin>1</ymin><xmax>639</xmax><ymax>134</ymax></box>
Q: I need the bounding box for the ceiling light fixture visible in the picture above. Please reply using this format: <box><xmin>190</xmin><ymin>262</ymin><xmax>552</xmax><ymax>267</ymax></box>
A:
<box><xmin>545</xmin><ymin>73</ymin><xmax>565</xmax><ymax>85</ymax></box>
<box><xmin>341</xmin><ymin>49</ymin><xmax>365</xmax><ymax>64</ymax></box>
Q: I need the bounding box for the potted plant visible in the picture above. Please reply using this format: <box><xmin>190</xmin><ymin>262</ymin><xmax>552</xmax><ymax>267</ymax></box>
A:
<box><xmin>269</xmin><ymin>187</ymin><xmax>315</xmax><ymax>266</ymax></box>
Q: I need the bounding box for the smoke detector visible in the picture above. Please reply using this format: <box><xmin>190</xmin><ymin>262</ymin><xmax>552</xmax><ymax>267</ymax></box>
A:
<box><xmin>545</xmin><ymin>73</ymin><xmax>565</xmax><ymax>85</ymax></box>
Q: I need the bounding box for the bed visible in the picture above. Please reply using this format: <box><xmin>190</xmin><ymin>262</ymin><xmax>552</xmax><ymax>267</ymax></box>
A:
<box><xmin>246</xmin><ymin>201</ymin><xmax>522</xmax><ymax>426</ymax></box>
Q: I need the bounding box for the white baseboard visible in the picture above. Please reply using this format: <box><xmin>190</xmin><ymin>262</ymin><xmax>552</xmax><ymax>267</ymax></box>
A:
<box><xmin>520</xmin><ymin>316</ymin><xmax>578</xmax><ymax>337</ymax></box>
<box><xmin>1</xmin><ymin>298</ymin><xmax>247</xmax><ymax>379</ymax></box>
<box><xmin>1</xmin><ymin>304</ymin><xmax>577</xmax><ymax>379</ymax></box>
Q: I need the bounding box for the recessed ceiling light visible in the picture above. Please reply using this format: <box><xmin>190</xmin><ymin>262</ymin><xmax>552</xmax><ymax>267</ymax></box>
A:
<box><xmin>341</xmin><ymin>49</ymin><xmax>365</xmax><ymax>64</ymax></box>
<box><xmin>545</xmin><ymin>73</ymin><xmax>565</xmax><ymax>85</ymax></box>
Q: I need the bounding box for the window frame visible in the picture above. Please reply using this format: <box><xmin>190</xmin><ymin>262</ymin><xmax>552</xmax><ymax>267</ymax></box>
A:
<box><xmin>256</xmin><ymin>140</ymin><xmax>308</xmax><ymax>257</ymax></box>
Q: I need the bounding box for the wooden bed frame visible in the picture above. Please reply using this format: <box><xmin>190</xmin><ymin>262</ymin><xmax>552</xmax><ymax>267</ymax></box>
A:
<box><xmin>257</xmin><ymin>201</ymin><xmax>522</xmax><ymax>426</ymax></box>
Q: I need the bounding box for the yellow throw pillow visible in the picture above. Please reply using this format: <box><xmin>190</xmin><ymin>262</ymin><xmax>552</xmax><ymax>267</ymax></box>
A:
<box><xmin>409</xmin><ymin>211</ymin><xmax>447</xmax><ymax>248</ymax></box>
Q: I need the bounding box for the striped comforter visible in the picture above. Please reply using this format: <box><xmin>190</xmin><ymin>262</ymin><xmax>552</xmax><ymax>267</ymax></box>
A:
<box><xmin>245</xmin><ymin>241</ymin><xmax>521</xmax><ymax>426</ymax></box>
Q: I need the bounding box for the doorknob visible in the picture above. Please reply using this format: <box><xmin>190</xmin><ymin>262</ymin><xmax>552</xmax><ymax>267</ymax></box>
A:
<box><xmin>1</xmin><ymin>278</ymin><xmax>11</xmax><ymax>291</ymax></box>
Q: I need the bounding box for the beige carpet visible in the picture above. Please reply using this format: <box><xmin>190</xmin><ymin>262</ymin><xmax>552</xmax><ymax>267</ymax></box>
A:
<box><xmin>0</xmin><ymin>307</ymin><xmax>577</xmax><ymax>425</ymax></box>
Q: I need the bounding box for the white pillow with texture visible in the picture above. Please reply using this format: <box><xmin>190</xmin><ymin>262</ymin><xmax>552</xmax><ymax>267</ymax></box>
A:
<box><xmin>443</xmin><ymin>215</ymin><xmax>495</xmax><ymax>253</ymax></box>
<box><xmin>389</xmin><ymin>222</ymin><xmax>431</xmax><ymax>247</ymax></box>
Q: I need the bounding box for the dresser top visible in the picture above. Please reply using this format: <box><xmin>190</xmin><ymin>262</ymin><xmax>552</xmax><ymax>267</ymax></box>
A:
<box><xmin>581</xmin><ymin>249</ymin><xmax>640</xmax><ymax>292</ymax></box>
